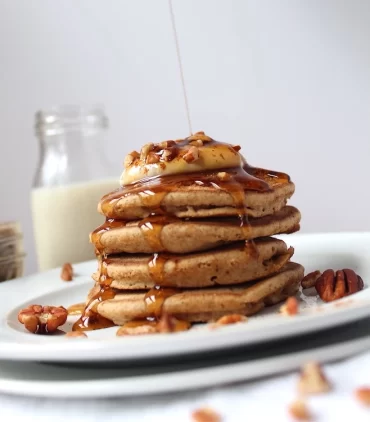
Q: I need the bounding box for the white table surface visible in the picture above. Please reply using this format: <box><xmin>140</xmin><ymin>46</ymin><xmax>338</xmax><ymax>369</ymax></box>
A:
<box><xmin>1</xmin><ymin>350</ymin><xmax>370</xmax><ymax>422</ymax></box>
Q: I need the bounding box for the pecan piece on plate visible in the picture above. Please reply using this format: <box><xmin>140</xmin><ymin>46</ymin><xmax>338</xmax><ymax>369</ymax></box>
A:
<box><xmin>315</xmin><ymin>269</ymin><xmax>364</xmax><ymax>302</ymax></box>
<box><xmin>65</xmin><ymin>331</ymin><xmax>88</xmax><ymax>338</ymax></box>
<box><xmin>60</xmin><ymin>262</ymin><xmax>73</xmax><ymax>281</ymax></box>
<box><xmin>301</xmin><ymin>270</ymin><xmax>321</xmax><ymax>289</ymax></box>
<box><xmin>18</xmin><ymin>305</ymin><xmax>68</xmax><ymax>334</ymax></box>
<box><xmin>280</xmin><ymin>296</ymin><xmax>299</xmax><ymax>316</ymax></box>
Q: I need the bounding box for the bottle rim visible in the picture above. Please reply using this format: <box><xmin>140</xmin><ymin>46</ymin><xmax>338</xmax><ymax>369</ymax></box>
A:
<box><xmin>35</xmin><ymin>104</ymin><xmax>108</xmax><ymax>137</ymax></box>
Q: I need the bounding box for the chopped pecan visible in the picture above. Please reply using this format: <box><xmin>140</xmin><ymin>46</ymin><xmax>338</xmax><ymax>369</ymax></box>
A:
<box><xmin>280</xmin><ymin>296</ymin><xmax>299</xmax><ymax>316</ymax></box>
<box><xmin>140</xmin><ymin>142</ymin><xmax>154</xmax><ymax>161</ymax></box>
<box><xmin>146</xmin><ymin>152</ymin><xmax>160</xmax><ymax>164</ymax></box>
<box><xmin>158</xmin><ymin>140</ymin><xmax>176</xmax><ymax>149</ymax></box>
<box><xmin>61</xmin><ymin>262</ymin><xmax>73</xmax><ymax>281</ymax></box>
<box><xmin>297</xmin><ymin>361</ymin><xmax>331</xmax><ymax>395</ymax></box>
<box><xmin>288</xmin><ymin>399</ymin><xmax>312</xmax><ymax>421</ymax></box>
<box><xmin>190</xmin><ymin>139</ymin><xmax>204</xmax><ymax>147</ymax></box>
<box><xmin>187</xmin><ymin>131</ymin><xmax>212</xmax><ymax>142</ymax></box>
<box><xmin>162</xmin><ymin>146</ymin><xmax>177</xmax><ymax>161</ymax></box>
<box><xmin>65</xmin><ymin>331</ymin><xmax>88</xmax><ymax>338</ymax></box>
<box><xmin>18</xmin><ymin>305</ymin><xmax>68</xmax><ymax>334</ymax></box>
<box><xmin>355</xmin><ymin>387</ymin><xmax>370</xmax><ymax>406</ymax></box>
<box><xmin>191</xmin><ymin>407</ymin><xmax>221</xmax><ymax>422</ymax></box>
<box><xmin>183</xmin><ymin>146</ymin><xmax>200</xmax><ymax>163</ymax></box>
<box><xmin>315</xmin><ymin>269</ymin><xmax>364</xmax><ymax>302</ymax></box>
<box><xmin>124</xmin><ymin>150</ymin><xmax>140</xmax><ymax>168</ymax></box>
<box><xmin>301</xmin><ymin>270</ymin><xmax>321</xmax><ymax>289</ymax></box>
<box><xmin>217</xmin><ymin>172</ymin><xmax>232</xmax><ymax>181</ymax></box>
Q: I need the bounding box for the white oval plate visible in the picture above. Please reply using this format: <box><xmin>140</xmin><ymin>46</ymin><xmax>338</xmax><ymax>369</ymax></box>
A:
<box><xmin>0</xmin><ymin>317</ymin><xmax>369</xmax><ymax>398</ymax></box>
<box><xmin>1</xmin><ymin>232</ymin><xmax>370</xmax><ymax>363</ymax></box>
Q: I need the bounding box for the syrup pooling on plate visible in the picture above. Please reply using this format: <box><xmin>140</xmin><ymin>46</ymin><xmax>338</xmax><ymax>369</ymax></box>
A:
<box><xmin>72</xmin><ymin>258</ymin><xmax>116</xmax><ymax>331</ymax></box>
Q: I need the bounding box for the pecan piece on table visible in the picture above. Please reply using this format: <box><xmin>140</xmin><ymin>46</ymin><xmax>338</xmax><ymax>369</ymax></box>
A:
<box><xmin>191</xmin><ymin>407</ymin><xmax>221</xmax><ymax>422</ymax></box>
<box><xmin>18</xmin><ymin>305</ymin><xmax>68</xmax><ymax>334</ymax></box>
<box><xmin>355</xmin><ymin>387</ymin><xmax>370</xmax><ymax>406</ymax></box>
<box><xmin>288</xmin><ymin>399</ymin><xmax>312</xmax><ymax>421</ymax></box>
<box><xmin>297</xmin><ymin>361</ymin><xmax>331</xmax><ymax>395</ymax></box>
<box><xmin>315</xmin><ymin>269</ymin><xmax>364</xmax><ymax>302</ymax></box>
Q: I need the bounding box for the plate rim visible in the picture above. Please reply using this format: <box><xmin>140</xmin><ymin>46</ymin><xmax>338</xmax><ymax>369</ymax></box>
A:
<box><xmin>1</xmin><ymin>231</ymin><xmax>370</xmax><ymax>363</ymax></box>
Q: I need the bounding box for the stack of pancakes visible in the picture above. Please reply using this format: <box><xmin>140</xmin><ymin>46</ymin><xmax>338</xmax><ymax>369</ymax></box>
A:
<box><xmin>74</xmin><ymin>132</ymin><xmax>304</xmax><ymax>332</ymax></box>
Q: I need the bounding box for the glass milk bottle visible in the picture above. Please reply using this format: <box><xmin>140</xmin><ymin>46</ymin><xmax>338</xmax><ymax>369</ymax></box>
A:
<box><xmin>31</xmin><ymin>105</ymin><xmax>119</xmax><ymax>271</ymax></box>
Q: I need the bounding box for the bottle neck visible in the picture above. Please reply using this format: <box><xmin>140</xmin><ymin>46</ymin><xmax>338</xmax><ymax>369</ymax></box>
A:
<box><xmin>33</xmin><ymin>106</ymin><xmax>112</xmax><ymax>188</ymax></box>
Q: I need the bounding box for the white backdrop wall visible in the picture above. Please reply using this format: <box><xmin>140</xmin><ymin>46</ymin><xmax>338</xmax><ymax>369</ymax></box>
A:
<box><xmin>1</xmin><ymin>0</ymin><xmax>370</xmax><ymax>275</ymax></box>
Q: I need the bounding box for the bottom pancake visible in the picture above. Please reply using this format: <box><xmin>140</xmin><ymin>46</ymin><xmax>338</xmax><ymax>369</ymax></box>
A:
<box><xmin>93</xmin><ymin>262</ymin><xmax>304</xmax><ymax>325</ymax></box>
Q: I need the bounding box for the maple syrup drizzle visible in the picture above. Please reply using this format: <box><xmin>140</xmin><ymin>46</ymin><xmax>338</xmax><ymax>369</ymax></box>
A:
<box><xmin>67</xmin><ymin>303</ymin><xmax>86</xmax><ymax>315</ymax></box>
<box><xmin>144</xmin><ymin>285</ymin><xmax>181</xmax><ymax>318</ymax></box>
<box><xmin>72</xmin><ymin>258</ymin><xmax>116</xmax><ymax>331</ymax></box>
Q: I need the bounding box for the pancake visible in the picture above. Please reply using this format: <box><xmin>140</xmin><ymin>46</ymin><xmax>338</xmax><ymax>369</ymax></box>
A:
<box><xmin>93</xmin><ymin>262</ymin><xmax>304</xmax><ymax>324</ymax></box>
<box><xmin>97</xmin><ymin>171</ymin><xmax>295</xmax><ymax>220</ymax></box>
<box><xmin>92</xmin><ymin>237</ymin><xmax>294</xmax><ymax>289</ymax></box>
<box><xmin>91</xmin><ymin>205</ymin><xmax>300</xmax><ymax>255</ymax></box>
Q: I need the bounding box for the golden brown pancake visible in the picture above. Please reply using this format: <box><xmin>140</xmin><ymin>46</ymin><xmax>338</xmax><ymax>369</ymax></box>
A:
<box><xmin>92</xmin><ymin>262</ymin><xmax>304</xmax><ymax>324</ymax></box>
<box><xmin>92</xmin><ymin>237</ymin><xmax>294</xmax><ymax>289</ymax></box>
<box><xmin>91</xmin><ymin>205</ymin><xmax>300</xmax><ymax>255</ymax></box>
<box><xmin>98</xmin><ymin>172</ymin><xmax>295</xmax><ymax>221</ymax></box>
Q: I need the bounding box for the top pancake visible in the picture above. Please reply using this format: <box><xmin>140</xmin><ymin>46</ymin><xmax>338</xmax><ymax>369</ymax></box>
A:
<box><xmin>98</xmin><ymin>168</ymin><xmax>295</xmax><ymax>221</ymax></box>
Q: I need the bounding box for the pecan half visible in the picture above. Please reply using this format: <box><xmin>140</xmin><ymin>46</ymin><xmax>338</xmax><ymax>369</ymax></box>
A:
<box><xmin>61</xmin><ymin>262</ymin><xmax>73</xmax><ymax>281</ymax></box>
<box><xmin>183</xmin><ymin>146</ymin><xmax>200</xmax><ymax>163</ymax></box>
<box><xmin>301</xmin><ymin>270</ymin><xmax>321</xmax><ymax>289</ymax></box>
<box><xmin>191</xmin><ymin>407</ymin><xmax>221</xmax><ymax>422</ymax></box>
<box><xmin>18</xmin><ymin>305</ymin><xmax>68</xmax><ymax>334</ymax></box>
<box><xmin>315</xmin><ymin>269</ymin><xmax>364</xmax><ymax>302</ymax></box>
<box><xmin>297</xmin><ymin>361</ymin><xmax>331</xmax><ymax>395</ymax></box>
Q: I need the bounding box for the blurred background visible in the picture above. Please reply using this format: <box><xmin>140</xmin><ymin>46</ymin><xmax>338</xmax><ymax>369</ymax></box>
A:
<box><xmin>1</xmin><ymin>0</ymin><xmax>370</xmax><ymax>275</ymax></box>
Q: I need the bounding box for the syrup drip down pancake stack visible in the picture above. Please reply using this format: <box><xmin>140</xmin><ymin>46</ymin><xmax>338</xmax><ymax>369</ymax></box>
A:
<box><xmin>73</xmin><ymin>132</ymin><xmax>304</xmax><ymax>332</ymax></box>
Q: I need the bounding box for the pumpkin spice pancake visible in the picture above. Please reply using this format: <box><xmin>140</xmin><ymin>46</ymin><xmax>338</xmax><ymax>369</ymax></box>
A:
<box><xmin>91</xmin><ymin>205</ymin><xmax>300</xmax><ymax>255</ymax></box>
<box><xmin>91</xmin><ymin>237</ymin><xmax>294</xmax><ymax>289</ymax></box>
<box><xmin>88</xmin><ymin>262</ymin><xmax>304</xmax><ymax>325</ymax></box>
<box><xmin>98</xmin><ymin>133</ymin><xmax>295</xmax><ymax>221</ymax></box>
<box><xmin>73</xmin><ymin>131</ymin><xmax>303</xmax><ymax>332</ymax></box>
